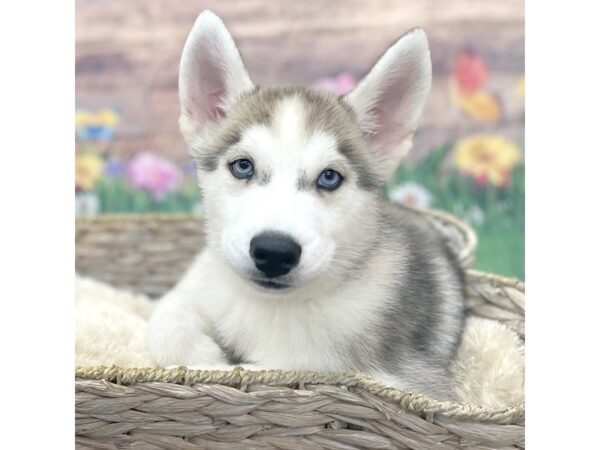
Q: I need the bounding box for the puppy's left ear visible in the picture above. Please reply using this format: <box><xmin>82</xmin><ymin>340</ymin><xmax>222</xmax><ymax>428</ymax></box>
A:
<box><xmin>178</xmin><ymin>10</ymin><xmax>254</xmax><ymax>145</ymax></box>
<box><xmin>344</xmin><ymin>29</ymin><xmax>431</xmax><ymax>179</ymax></box>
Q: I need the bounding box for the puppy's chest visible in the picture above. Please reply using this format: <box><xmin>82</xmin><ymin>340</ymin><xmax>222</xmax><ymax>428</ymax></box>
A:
<box><xmin>213</xmin><ymin>295</ymin><xmax>380</xmax><ymax>371</ymax></box>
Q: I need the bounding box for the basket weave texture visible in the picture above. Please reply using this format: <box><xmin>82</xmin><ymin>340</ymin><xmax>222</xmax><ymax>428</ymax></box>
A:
<box><xmin>75</xmin><ymin>210</ymin><xmax>524</xmax><ymax>449</ymax></box>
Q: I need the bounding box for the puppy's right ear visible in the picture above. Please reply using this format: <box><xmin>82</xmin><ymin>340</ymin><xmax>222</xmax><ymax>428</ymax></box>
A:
<box><xmin>178</xmin><ymin>11</ymin><xmax>254</xmax><ymax>145</ymax></box>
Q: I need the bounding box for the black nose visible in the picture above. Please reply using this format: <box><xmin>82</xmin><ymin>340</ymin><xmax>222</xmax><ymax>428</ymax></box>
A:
<box><xmin>250</xmin><ymin>232</ymin><xmax>302</xmax><ymax>278</ymax></box>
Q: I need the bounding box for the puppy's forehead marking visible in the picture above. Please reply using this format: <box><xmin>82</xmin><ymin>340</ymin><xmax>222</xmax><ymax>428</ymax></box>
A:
<box><xmin>273</xmin><ymin>96</ymin><xmax>308</xmax><ymax>146</ymax></box>
<box><xmin>196</xmin><ymin>86</ymin><xmax>381</xmax><ymax>189</ymax></box>
<box><xmin>238</xmin><ymin>102</ymin><xmax>339</xmax><ymax>188</ymax></box>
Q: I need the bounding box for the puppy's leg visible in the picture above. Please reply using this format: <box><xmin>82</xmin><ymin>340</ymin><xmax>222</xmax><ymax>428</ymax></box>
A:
<box><xmin>149</xmin><ymin>289</ymin><xmax>228</xmax><ymax>369</ymax></box>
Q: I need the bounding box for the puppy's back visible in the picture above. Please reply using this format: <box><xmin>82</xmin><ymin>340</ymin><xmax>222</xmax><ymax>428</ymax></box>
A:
<box><xmin>374</xmin><ymin>202</ymin><xmax>466</xmax><ymax>397</ymax></box>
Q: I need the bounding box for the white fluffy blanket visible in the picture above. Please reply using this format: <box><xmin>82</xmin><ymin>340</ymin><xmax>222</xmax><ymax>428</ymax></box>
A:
<box><xmin>75</xmin><ymin>276</ymin><xmax>524</xmax><ymax>408</ymax></box>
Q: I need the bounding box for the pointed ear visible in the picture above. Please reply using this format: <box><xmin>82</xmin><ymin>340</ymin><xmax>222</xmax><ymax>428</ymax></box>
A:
<box><xmin>178</xmin><ymin>10</ymin><xmax>254</xmax><ymax>145</ymax></box>
<box><xmin>344</xmin><ymin>29</ymin><xmax>431</xmax><ymax>178</ymax></box>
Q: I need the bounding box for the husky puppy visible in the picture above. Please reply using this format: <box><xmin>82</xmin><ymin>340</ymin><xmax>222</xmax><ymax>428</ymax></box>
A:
<box><xmin>149</xmin><ymin>10</ymin><xmax>465</xmax><ymax>399</ymax></box>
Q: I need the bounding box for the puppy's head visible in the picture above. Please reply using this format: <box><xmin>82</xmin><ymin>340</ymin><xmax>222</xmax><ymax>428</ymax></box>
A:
<box><xmin>179</xmin><ymin>11</ymin><xmax>431</xmax><ymax>294</ymax></box>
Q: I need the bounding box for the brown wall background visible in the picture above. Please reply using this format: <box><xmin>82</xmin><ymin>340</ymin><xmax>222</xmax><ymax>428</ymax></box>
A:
<box><xmin>76</xmin><ymin>0</ymin><xmax>524</xmax><ymax>162</ymax></box>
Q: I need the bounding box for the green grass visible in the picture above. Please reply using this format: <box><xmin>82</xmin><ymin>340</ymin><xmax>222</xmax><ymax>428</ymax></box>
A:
<box><xmin>95</xmin><ymin>178</ymin><xmax>200</xmax><ymax>214</ymax></box>
<box><xmin>474</xmin><ymin>225</ymin><xmax>524</xmax><ymax>280</ymax></box>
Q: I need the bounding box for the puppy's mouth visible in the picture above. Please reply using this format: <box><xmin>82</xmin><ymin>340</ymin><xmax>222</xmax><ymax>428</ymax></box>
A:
<box><xmin>251</xmin><ymin>278</ymin><xmax>291</xmax><ymax>290</ymax></box>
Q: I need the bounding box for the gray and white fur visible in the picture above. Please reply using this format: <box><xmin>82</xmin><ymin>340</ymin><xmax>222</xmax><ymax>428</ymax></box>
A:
<box><xmin>149</xmin><ymin>10</ymin><xmax>465</xmax><ymax>400</ymax></box>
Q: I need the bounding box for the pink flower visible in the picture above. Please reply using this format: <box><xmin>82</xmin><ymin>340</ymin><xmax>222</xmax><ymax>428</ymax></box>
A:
<box><xmin>127</xmin><ymin>152</ymin><xmax>182</xmax><ymax>201</ymax></box>
<box><xmin>475</xmin><ymin>173</ymin><xmax>488</xmax><ymax>187</ymax></box>
<box><xmin>453</xmin><ymin>50</ymin><xmax>489</xmax><ymax>96</ymax></box>
<box><xmin>313</xmin><ymin>72</ymin><xmax>356</xmax><ymax>95</ymax></box>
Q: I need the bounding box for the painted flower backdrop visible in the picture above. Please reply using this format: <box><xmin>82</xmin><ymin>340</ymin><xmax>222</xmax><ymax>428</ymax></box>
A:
<box><xmin>384</xmin><ymin>50</ymin><xmax>524</xmax><ymax>279</ymax></box>
<box><xmin>75</xmin><ymin>50</ymin><xmax>524</xmax><ymax>279</ymax></box>
<box><xmin>75</xmin><ymin>108</ymin><xmax>199</xmax><ymax>215</ymax></box>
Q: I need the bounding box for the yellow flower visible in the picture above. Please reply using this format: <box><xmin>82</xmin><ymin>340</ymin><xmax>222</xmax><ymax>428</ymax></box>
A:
<box><xmin>75</xmin><ymin>110</ymin><xmax>94</xmax><ymax>128</ymax></box>
<box><xmin>96</xmin><ymin>108</ymin><xmax>120</xmax><ymax>127</ymax></box>
<box><xmin>453</xmin><ymin>135</ymin><xmax>521</xmax><ymax>187</ymax></box>
<box><xmin>518</xmin><ymin>77</ymin><xmax>525</xmax><ymax>98</ymax></box>
<box><xmin>75</xmin><ymin>108</ymin><xmax>120</xmax><ymax>141</ymax></box>
<box><xmin>75</xmin><ymin>108</ymin><xmax>120</xmax><ymax>127</ymax></box>
<box><xmin>450</xmin><ymin>82</ymin><xmax>501</xmax><ymax>123</ymax></box>
<box><xmin>75</xmin><ymin>153</ymin><xmax>104</xmax><ymax>191</ymax></box>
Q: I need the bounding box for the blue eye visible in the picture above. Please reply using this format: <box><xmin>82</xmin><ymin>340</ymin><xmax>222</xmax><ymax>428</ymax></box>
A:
<box><xmin>317</xmin><ymin>169</ymin><xmax>343</xmax><ymax>191</ymax></box>
<box><xmin>230</xmin><ymin>159</ymin><xmax>254</xmax><ymax>179</ymax></box>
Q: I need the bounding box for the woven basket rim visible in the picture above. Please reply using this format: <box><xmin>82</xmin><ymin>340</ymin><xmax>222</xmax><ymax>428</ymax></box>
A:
<box><xmin>467</xmin><ymin>269</ymin><xmax>524</xmax><ymax>290</ymax></box>
<box><xmin>75</xmin><ymin>365</ymin><xmax>523</xmax><ymax>425</ymax></box>
<box><xmin>407</xmin><ymin>205</ymin><xmax>478</xmax><ymax>264</ymax></box>
<box><xmin>75</xmin><ymin>271</ymin><xmax>524</xmax><ymax>424</ymax></box>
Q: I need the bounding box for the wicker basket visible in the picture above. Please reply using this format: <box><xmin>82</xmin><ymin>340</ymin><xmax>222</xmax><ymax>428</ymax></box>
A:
<box><xmin>75</xmin><ymin>209</ymin><xmax>524</xmax><ymax>449</ymax></box>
